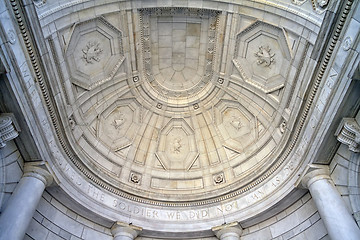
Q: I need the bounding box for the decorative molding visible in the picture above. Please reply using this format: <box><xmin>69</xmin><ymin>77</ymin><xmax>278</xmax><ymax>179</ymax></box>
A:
<box><xmin>48</xmin><ymin>38</ymin><xmax>70</xmax><ymax>104</ymax></box>
<box><xmin>0</xmin><ymin>114</ymin><xmax>19</xmax><ymax>148</ymax></box>
<box><xmin>335</xmin><ymin>118</ymin><xmax>360</xmax><ymax>152</ymax></box>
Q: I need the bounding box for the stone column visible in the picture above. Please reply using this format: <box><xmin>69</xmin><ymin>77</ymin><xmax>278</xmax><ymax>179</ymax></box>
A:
<box><xmin>111</xmin><ymin>222</ymin><xmax>142</xmax><ymax>240</ymax></box>
<box><xmin>212</xmin><ymin>222</ymin><xmax>243</xmax><ymax>240</ymax></box>
<box><xmin>301</xmin><ymin>165</ymin><xmax>360</xmax><ymax>240</ymax></box>
<box><xmin>0</xmin><ymin>162</ymin><xmax>53</xmax><ymax>240</ymax></box>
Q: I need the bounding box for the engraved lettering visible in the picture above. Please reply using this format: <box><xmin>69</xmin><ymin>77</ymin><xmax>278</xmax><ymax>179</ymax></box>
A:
<box><xmin>272</xmin><ymin>176</ymin><xmax>281</xmax><ymax>188</ymax></box>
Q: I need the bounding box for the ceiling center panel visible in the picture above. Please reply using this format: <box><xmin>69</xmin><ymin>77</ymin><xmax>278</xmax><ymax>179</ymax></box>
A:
<box><xmin>139</xmin><ymin>8</ymin><xmax>220</xmax><ymax>101</ymax></box>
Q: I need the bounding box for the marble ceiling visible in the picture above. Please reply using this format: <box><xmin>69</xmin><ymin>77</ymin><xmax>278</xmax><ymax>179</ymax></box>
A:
<box><xmin>16</xmin><ymin>0</ymin><xmax>339</xmax><ymax>233</ymax></box>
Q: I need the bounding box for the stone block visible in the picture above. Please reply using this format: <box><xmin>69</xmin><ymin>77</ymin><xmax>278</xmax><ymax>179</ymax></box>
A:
<box><xmin>0</xmin><ymin>141</ymin><xmax>17</xmax><ymax>159</ymax></box>
<box><xmin>46</xmin><ymin>231</ymin><xmax>64</xmax><ymax>240</ymax></box>
<box><xmin>331</xmin><ymin>164</ymin><xmax>349</xmax><ymax>186</ymax></box>
<box><xmin>50</xmin><ymin>198</ymin><xmax>68</xmax><ymax>214</ymax></box>
<box><xmin>242</xmin><ymin>227</ymin><xmax>272</xmax><ymax>240</ymax></box>
<box><xmin>26</xmin><ymin>218</ymin><xmax>49</xmax><ymax>240</ymax></box>
<box><xmin>76</xmin><ymin>215</ymin><xmax>95</xmax><ymax>228</ymax></box>
<box><xmin>37</xmin><ymin>198</ymin><xmax>57</xmax><ymax>220</ymax></box>
<box><xmin>53</xmin><ymin>212</ymin><xmax>84</xmax><ymax>237</ymax></box>
<box><xmin>81</xmin><ymin>227</ymin><xmax>112</xmax><ymax>240</ymax></box>
<box><xmin>309</xmin><ymin>212</ymin><xmax>320</xmax><ymax>224</ymax></box>
<box><xmin>3</xmin><ymin>149</ymin><xmax>20</xmax><ymax>166</ymax></box>
<box><xmin>42</xmin><ymin>217</ymin><xmax>61</xmax><ymax>234</ymax></box>
<box><xmin>303</xmin><ymin>219</ymin><xmax>327</xmax><ymax>239</ymax></box>
<box><xmin>23</xmin><ymin>234</ymin><xmax>33</xmax><ymax>240</ymax></box>
<box><xmin>59</xmin><ymin>229</ymin><xmax>72</xmax><ymax>240</ymax></box>
<box><xmin>33</xmin><ymin>210</ymin><xmax>44</xmax><ymax>223</ymax></box>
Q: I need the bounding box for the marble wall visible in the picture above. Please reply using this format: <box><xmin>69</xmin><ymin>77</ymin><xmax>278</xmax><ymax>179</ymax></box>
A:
<box><xmin>24</xmin><ymin>190</ymin><xmax>329</xmax><ymax>240</ymax></box>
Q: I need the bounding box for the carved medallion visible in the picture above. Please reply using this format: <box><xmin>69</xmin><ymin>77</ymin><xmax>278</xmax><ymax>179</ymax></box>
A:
<box><xmin>156</xmin><ymin>118</ymin><xmax>198</xmax><ymax>170</ymax></box>
<box><xmin>64</xmin><ymin>17</ymin><xmax>124</xmax><ymax>90</ymax></box>
<box><xmin>111</xmin><ymin>112</ymin><xmax>126</xmax><ymax>130</ymax></box>
<box><xmin>233</xmin><ymin>21</ymin><xmax>292</xmax><ymax>94</ymax></box>
<box><xmin>82</xmin><ymin>41</ymin><xmax>103</xmax><ymax>64</ymax></box>
<box><xmin>172</xmin><ymin>138</ymin><xmax>182</xmax><ymax>154</ymax></box>
<box><xmin>254</xmin><ymin>46</ymin><xmax>275</xmax><ymax>67</ymax></box>
<box><xmin>230</xmin><ymin>116</ymin><xmax>243</xmax><ymax>131</ymax></box>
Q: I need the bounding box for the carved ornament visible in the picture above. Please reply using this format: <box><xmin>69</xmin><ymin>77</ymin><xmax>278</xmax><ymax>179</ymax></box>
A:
<box><xmin>291</xmin><ymin>0</ymin><xmax>330</xmax><ymax>14</ymax></box>
<box><xmin>335</xmin><ymin>118</ymin><xmax>360</xmax><ymax>152</ymax></box>
<box><xmin>0</xmin><ymin>114</ymin><xmax>19</xmax><ymax>148</ymax></box>
<box><xmin>213</xmin><ymin>173</ymin><xmax>225</xmax><ymax>185</ymax></box>
<box><xmin>280</xmin><ymin>120</ymin><xmax>287</xmax><ymax>134</ymax></box>
<box><xmin>82</xmin><ymin>41</ymin><xmax>103</xmax><ymax>64</ymax></box>
<box><xmin>130</xmin><ymin>172</ymin><xmax>141</xmax><ymax>184</ymax></box>
<box><xmin>255</xmin><ymin>46</ymin><xmax>275</xmax><ymax>67</ymax></box>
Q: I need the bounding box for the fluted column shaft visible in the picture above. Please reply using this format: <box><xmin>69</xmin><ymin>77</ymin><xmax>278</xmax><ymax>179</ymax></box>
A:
<box><xmin>302</xmin><ymin>166</ymin><xmax>360</xmax><ymax>240</ymax></box>
<box><xmin>0</xmin><ymin>164</ymin><xmax>52</xmax><ymax>240</ymax></box>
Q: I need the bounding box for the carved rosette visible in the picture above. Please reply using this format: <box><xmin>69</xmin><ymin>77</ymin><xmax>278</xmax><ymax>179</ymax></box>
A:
<box><xmin>335</xmin><ymin>118</ymin><xmax>360</xmax><ymax>152</ymax></box>
<box><xmin>0</xmin><ymin>115</ymin><xmax>19</xmax><ymax>148</ymax></box>
<box><xmin>130</xmin><ymin>172</ymin><xmax>142</xmax><ymax>184</ymax></box>
<box><xmin>213</xmin><ymin>172</ymin><xmax>225</xmax><ymax>185</ymax></box>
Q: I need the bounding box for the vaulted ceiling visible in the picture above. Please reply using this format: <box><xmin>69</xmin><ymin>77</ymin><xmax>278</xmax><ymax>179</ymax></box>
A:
<box><xmin>7</xmin><ymin>0</ymin><xmax>355</xmax><ymax>236</ymax></box>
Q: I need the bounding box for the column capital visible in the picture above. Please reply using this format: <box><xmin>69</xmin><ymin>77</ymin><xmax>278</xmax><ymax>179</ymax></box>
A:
<box><xmin>335</xmin><ymin>117</ymin><xmax>360</xmax><ymax>152</ymax></box>
<box><xmin>111</xmin><ymin>221</ymin><xmax>142</xmax><ymax>239</ymax></box>
<box><xmin>212</xmin><ymin>222</ymin><xmax>243</xmax><ymax>239</ymax></box>
<box><xmin>0</xmin><ymin>114</ymin><xmax>19</xmax><ymax>148</ymax></box>
<box><xmin>300</xmin><ymin>164</ymin><xmax>330</xmax><ymax>189</ymax></box>
<box><xmin>23</xmin><ymin>162</ymin><xmax>53</xmax><ymax>187</ymax></box>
